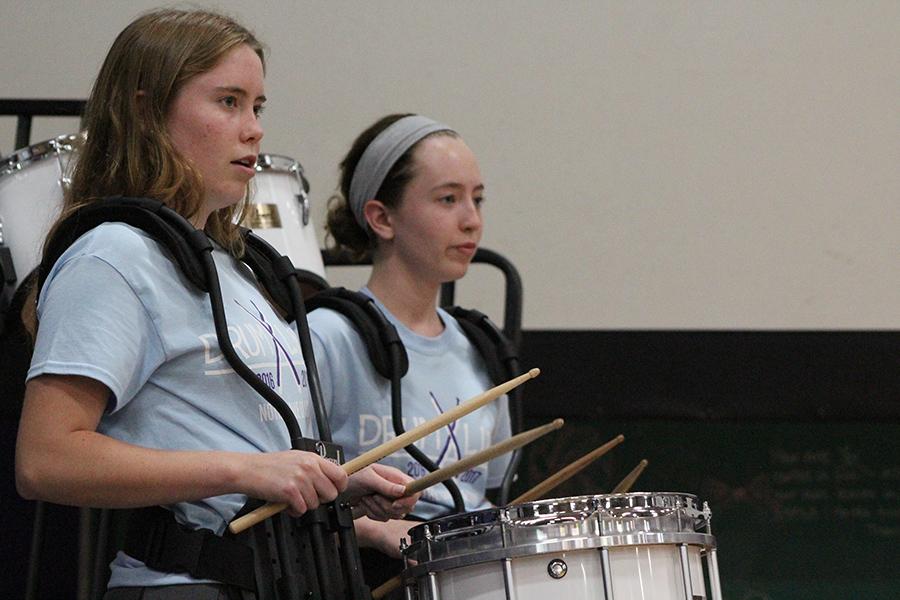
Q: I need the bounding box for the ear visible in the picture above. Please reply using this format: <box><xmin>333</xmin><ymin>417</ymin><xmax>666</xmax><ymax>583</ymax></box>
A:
<box><xmin>364</xmin><ymin>199</ymin><xmax>395</xmax><ymax>242</ymax></box>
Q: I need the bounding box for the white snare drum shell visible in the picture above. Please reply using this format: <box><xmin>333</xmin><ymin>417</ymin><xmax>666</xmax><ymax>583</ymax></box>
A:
<box><xmin>405</xmin><ymin>493</ymin><xmax>720</xmax><ymax>600</ymax></box>
<box><xmin>608</xmin><ymin>544</ymin><xmax>706</xmax><ymax>600</ymax></box>
<box><xmin>422</xmin><ymin>546</ymin><xmax>705</xmax><ymax>600</ymax></box>
<box><xmin>0</xmin><ymin>134</ymin><xmax>79</xmax><ymax>289</ymax></box>
<box><xmin>429</xmin><ymin>549</ymin><xmax>606</xmax><ymax>600</ymax></box>
<box><xmin>243</xmin><ymin>154</ymin><xmax>324</xmax><ymax>277</ymax></box>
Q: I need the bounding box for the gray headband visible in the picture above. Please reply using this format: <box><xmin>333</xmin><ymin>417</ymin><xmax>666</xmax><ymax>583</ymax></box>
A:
<box><xmin>348</xmin><ymin>115</ymin><xmax>455</xmax><ymax>231</ymax></box>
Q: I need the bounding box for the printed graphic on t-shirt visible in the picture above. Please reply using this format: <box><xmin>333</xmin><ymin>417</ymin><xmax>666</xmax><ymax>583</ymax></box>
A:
<box><xmin>358</xmin><ymin>390</ymin><xmax>490</xmax><ymax>493</ymax></box>
<box><xmin>197</xmin><ymin>298</ymin><xmax>308</xmax><ymax>424</ymax></box>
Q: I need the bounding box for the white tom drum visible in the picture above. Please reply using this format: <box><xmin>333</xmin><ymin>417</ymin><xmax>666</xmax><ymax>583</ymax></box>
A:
<box><xmin>243</xmin><ymin>153</ymin><xmax>326</xmax><ymax>292</ymax></box>
<box><xmin>0</xmin><ymin>134</ymin><xmax>79</xmax><ymax>305</ymax></box>
<box><xmin>0</xmin><ymin>143</ymin><xmax>327</xmax><ymax>310</ymax></box>
<box><xmin>401</xmin><ymin>492</ymin><xmax>723</xmax><ymax>600</ymax></box>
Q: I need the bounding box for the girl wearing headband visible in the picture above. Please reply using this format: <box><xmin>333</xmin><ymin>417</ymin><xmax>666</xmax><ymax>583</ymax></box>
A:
<box><xmin>15</xmin><ymin>11</ymin><xmax>416</xmax><ymax>597</ymax></box>
<box><xmin>309</xmin><ymin>113</ymin><xmax>512</xmax><ymax>585</ymax></box>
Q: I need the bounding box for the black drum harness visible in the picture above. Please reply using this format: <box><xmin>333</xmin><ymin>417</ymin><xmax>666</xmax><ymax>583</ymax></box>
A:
<box><xmin>35</xmin><ymin>196</ymin><xmax>369</xmax><ymax>600</ymax></box>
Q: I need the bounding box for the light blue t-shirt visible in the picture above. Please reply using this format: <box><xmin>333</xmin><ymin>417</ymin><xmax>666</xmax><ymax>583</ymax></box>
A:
<box><xmin>28</xmin><ymin>222</ymin><xmax>314</xmax><ymax>588</ymax></box>
<box><xmin>308</xmin><ymin>288</ymin><xmax>511</xmax><ymax>520</ymax></box>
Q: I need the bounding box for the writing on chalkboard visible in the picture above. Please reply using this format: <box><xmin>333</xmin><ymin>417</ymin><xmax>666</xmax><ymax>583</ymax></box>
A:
<box><xmin>768</xmin><ymin>445</ymin><xmax>900</xmax><ymax>538</ymax></box>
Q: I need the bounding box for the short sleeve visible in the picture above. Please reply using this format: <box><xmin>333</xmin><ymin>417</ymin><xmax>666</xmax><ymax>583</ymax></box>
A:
<box><xmin>28</xmin><ymin>254</ymin><xmax>167</xmax><ymax>411</ymax></box>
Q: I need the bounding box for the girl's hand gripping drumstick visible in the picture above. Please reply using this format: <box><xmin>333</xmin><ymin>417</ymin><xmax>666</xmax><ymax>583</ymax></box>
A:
<box><xmin>228</xmin><ymin>368</ymin><xmax>541</xmax><ymax>534</ymax></box>
<box><xmin>403</xmin><ymin>418</ymin><xmax>564</xmax><ymax>497</ymax></box>
<box><xmin>510</xmin><ymin>434</ymin><xmax>625</xmax><ymax>504</ymax></box>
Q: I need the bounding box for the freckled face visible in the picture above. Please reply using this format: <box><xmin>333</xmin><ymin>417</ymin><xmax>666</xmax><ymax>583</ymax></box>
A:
<box><xmin>165</xmin><ymin>43</ymin><xmax>266</xmax><ymax>224</ymax></box>
<box><xmin>385</xmin><ymin>135</ymin><xmax>484</xmax><ymax>284</ymax></box>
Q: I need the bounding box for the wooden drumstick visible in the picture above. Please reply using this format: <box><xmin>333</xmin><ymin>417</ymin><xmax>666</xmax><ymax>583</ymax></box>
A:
<box><xmin>510</xmin><ymin>433</ymin><xmax>625</xmax><ymax>504</ymax></box>
<box><xmin>371</xmin><ymin>574</ymin><xmax>403</xmax><ymax>600</ymax></box>
<box><xmin>228</xmin><ymin>368</ymin><xmax>541</xmax><ymax>534</ymax></box>
<box><xmin>403</xmin><ymin>418</ymin><xmax>564</xmax><ymax>497</ymax></box>
<box><xmin>611</xmin><ymin>459</ymin><xmax>649</xmax><ymax>494</ymax></box>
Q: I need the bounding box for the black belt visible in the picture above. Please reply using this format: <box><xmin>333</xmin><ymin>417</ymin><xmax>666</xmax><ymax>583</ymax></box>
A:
<box><xmin>123</xmin><ymin>506</ymin><xmax>256</xmax><ymax>592</ymax></box>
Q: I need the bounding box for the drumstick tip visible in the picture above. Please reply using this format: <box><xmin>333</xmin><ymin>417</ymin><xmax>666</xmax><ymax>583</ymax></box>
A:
<box><xmin>551</xmin><ymin>418</ymin><xmax>564</xmax><ymax>429</ymax></box>
<box><xmin>528</xmin><ymin>367</ymin><xmax>541</xmax><ymax>378</ymax></box>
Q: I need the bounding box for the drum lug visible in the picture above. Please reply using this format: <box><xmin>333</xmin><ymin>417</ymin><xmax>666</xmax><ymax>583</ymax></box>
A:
<box><xmin>400</xmin><ymin>536</ymin><xmax>410</xmax><ymax>568</ymax></box>
<box><xmin>53</xmin><ymin>134</ymin><xmax>76</xmax><ymax>190</ymax></box>
<box><xmin>547</xmin><ymin>557</ymin><xmax>568</xmax><ymax>579</ymax></box>
<box><xmin>289</xmin><ymin>163</ymin><xmax>311</xmax><ymax>226</ymax></box>
<box><xmin>296</xmin><ymin>191</ymin><xmax>310</xmax><ymax>226</ymax></box>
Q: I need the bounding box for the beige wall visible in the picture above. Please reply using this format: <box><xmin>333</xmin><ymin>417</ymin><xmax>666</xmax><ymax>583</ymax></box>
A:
<box><xmin>2</xmin><ymin>1</ymin><xmax>898</xmax><ymax>329</ymax></box>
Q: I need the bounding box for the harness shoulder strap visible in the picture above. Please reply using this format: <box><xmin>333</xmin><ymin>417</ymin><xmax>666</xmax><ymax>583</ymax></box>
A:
<box><xmin>36</xmin><ymin>198</ymin><xmax>313</xmax><ymax>322</ymax></box>
<box><xmin>305</xmin><ymin>287</ymin><xmax>409</xmax><ymax>379</ymax></box>
<box><xmin>445</xmin><ymin>306</ymin><xmax>519</xmax><ymax>386</ymax></box>
<box><xmin>36</xmin><ymin>196</ymin><xmax>210</xmax><ymax>299</ymax></box>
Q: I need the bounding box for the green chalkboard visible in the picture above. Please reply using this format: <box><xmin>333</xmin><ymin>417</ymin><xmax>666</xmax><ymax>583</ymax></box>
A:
<box><xmin>511</xmin><ymin>420</ymin><xmax>900</xmax><ymax>600</ymax></box>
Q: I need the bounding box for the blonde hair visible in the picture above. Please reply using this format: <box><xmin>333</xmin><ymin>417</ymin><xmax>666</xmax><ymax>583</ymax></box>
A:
<box><xmin>23</xmin><ymin>8</ymin><xmax>266</xmax><ymax>336</ymax></box>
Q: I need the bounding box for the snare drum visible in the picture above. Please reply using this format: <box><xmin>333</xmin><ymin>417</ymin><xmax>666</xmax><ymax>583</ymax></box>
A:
<box><xmin>243</xmin><ymin>154</ymin><xmax>326</xmax><ymax>292</ymax></box>
<box><xmin>0</xmin><ymin>134</ymin><xmax>79</xmax><ymax>303</ymax></box>
<box><xmin>401</xmin><ymin>492</ymin><xmax>723</xmax><ymax>600</ymax></box>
